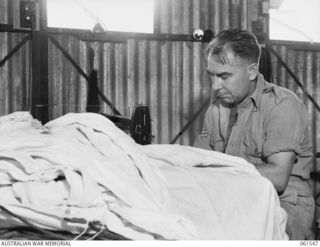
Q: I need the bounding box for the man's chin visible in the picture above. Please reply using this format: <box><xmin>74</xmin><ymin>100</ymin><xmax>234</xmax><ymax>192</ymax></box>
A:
<box><xmin>218</xmin><ymin>97</ymin><xmax>233</xmax><ymax>104</ymax></box>
<box><xmin>218</xmin><ymin>97</ymin><xmax>236</xmax><ymax>107</ymax></box>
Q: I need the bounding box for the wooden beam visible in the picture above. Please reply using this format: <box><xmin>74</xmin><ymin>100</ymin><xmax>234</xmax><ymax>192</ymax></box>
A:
<box><xmin>1</xmin><ymin>26</ymin><xmax>209</xmax><ymax>43</ymax></box>
<box><xmin>0</xmin><ymin>23</ymin><xmax>31</xmax><ymax>33</ymax></box>
<box><xmin>45</xmin><ymin>27</ymin><xmax>201</xmax><ymax>43</ymax></box>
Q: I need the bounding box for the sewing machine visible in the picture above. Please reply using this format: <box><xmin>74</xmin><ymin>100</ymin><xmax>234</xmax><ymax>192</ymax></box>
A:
<box><xmin>101</xmin><ymin>104</ymin><xmax>153</xmax><ymax>145</ymax></box>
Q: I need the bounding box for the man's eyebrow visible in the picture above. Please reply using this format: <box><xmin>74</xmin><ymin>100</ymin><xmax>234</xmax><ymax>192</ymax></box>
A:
<box><xmin>206</xmin><ymin>70</ymin><xmax>232</xmax><ymax>77</ymax></box>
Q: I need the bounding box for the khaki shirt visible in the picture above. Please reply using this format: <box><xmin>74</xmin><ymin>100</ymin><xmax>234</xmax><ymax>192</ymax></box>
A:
<box><xmin>194</xmin><ymin>73</ymin><xmax>312</xmax><ymax>180</ymax></box>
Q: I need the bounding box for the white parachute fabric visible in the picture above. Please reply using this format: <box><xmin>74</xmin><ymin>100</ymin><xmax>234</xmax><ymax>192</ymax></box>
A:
<box><xmin>0</xmin><ymin>112</ymin><xmax>287</xmax><ymax>240</ymax></box>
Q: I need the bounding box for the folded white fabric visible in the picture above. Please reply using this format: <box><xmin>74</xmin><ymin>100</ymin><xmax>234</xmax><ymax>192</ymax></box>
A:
<box><xmin>141</xmin><ymin>144</ymin><xmax>260</xmax><ymax>175</ymax></box>
<box><xmin>0</xmin><ymin>112</ymin><xmax>287</xmax><ymax>240</ymax></box>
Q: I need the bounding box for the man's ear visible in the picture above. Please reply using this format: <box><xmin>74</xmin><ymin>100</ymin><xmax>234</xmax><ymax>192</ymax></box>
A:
<box><xmin>247</xmin><ymin>63</ymin><xmax>259</xmax><ymax>81</ymax></box>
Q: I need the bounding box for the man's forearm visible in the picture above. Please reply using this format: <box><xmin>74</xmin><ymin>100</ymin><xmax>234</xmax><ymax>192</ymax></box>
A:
<box><xmin>254</xmin><ymin>162</ymin><xmax>290</xmax><ymax>193</ymax></box>
<box><xmin>253</xmin><ymin>152</ymin><xmax>294</xmax><ymax>193</ymax></box>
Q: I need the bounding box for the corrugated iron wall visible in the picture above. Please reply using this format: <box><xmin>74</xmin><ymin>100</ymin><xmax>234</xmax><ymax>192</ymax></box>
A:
<box><xmin>0</xmin><ymin>0</ymin><xmax>31</xmax><ymax>115</ymax></box>
<box><xmin>48</xmin><ymin>35</ymin><xmax>90</xmax><ymax>120</ymax></box>
<box><xmin>0</xmin><ymin>30</ymin><xmax>210</xmax><ymax>145</ymax></box>
<box><xmin>155</xmin><ymin>0</ymin><xmax>259</xmax><ymax>34</ymax></box>
<box><xmin>155</xmin><ymin>0</ymin><xmax>263</xmax><ymax>34</ymax></box>
<box><xmin>71</xmin><ymin>39</ymin><xmax>209</xmax><ymax>145</ymax></box>
<box><xmin>0</xmin><ymin>0</ymin><xmax>8</xmax><ymax>24</ymax></box>
<box><xmin>0</xmin><ymin>31</ymin><xmax>31</xmax><ymax>115</ymax></box>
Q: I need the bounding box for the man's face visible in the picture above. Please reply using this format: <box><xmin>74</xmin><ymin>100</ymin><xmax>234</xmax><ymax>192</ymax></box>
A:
<box><xmin>206</xmin><ymin>51</ymin><xmax>256</xmax><ymax>105</ymax></box>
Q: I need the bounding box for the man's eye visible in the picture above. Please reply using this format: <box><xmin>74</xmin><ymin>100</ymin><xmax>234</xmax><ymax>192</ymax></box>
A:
<box><xmin>221</xmin><ymin>75</ymin><xmax>229</xmax><ymax>80</ymax></box>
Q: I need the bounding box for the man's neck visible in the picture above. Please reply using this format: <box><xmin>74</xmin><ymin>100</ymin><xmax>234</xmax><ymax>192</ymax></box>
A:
<box><xmin>238</xmin><ymin>80</ymin><xmax>258</xmax><ymax>109</ymax></box>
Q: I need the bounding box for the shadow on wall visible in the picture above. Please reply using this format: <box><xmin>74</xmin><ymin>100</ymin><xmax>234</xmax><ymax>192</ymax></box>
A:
<box><xmin>86</xmin><ymin>69</ymin><xmax>101</xmax><ymax>113</ymax></box>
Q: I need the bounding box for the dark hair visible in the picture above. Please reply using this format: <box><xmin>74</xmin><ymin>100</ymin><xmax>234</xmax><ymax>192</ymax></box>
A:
<box><xmin>206</xmin><ymin>29</ymin><xmax>261</xmax><ymax>64</ymax></box>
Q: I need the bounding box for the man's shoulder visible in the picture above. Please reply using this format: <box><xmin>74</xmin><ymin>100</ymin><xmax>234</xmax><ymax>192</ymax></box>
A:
<box><xmin>273</xmin><ymin>84</ymin><xmax>301</xmax><ymax>102</ymax></box>
<box><xmin>260</xmin><ymin>82</ymin><xmax>303</xmax><ymax>108</ymax></box>
<box><xmin>258</xmin><ymin>83</ymin><xmax>310</xmax><ymax>124</ymax></box>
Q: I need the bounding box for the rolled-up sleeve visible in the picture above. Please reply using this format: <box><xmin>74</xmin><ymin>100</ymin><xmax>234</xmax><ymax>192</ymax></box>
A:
<box><xmin>262</xmin><ymin>97</ymin><xmax>308</xmax><ymax>158</ymax></box>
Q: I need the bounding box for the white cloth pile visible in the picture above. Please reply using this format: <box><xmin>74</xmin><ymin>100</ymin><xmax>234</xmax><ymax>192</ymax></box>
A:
<box><xmin>0</xmin><ymin>112</ymin><xmax>287</xmax><ymax>240</ymax></box>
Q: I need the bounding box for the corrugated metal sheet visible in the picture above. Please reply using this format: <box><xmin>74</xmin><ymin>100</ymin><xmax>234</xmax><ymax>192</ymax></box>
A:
<box><xmin>155</xmin><ymin>0</ymin><xmax>258</xmax><ymax>34</ymax></box>
<box><xmin>0</xmin><ymin>0</ymin><xmax>9</xmax><ymax>24</ymax></box>
<box><xmin>82</xmin><ymin>38</ymin><xmax>210</xmax><ymax>145</ymax></box>
<box><xmin>0</xmin><ymin>0</ymin><xmax>31</xmax><ymax>115</ymax></box>
<box><xmin>48</xmin><ymin>35</ymin><xmax>90</xmax><ymax>120</ymax></box>
<box><xmin>0</xmin><ymin>32</ymin><xmax>31</xmax><ymax>115</ymax></box>
<box><xmin>48</xmin><ymin>35</ymin><xmax>210</xmax><ymax>145</ymax></box>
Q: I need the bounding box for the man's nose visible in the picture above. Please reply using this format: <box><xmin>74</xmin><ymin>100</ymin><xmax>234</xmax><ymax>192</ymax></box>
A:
<box><xmin>212</xmin><ymin>76</ymin><xmax>223</xmax><ymax>91</ymax></box>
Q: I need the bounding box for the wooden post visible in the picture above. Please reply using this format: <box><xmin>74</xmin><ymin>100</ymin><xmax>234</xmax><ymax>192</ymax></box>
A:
<box><xmin>30</xmin><ymin>0</ymin><xmax>48</xmax><ymax>123</ymax></box>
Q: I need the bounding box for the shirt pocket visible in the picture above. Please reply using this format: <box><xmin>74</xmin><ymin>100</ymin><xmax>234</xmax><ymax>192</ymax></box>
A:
<box><xmin>243</xmin><ymin>130</ymin><xmax>264</xmax><ymax>158</ymax></box>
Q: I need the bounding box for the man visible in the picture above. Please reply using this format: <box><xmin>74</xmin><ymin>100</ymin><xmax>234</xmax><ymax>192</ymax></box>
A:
<box><xmin>193</xmin><ymin>29</ymin><xmax>315</xmax><ymax>240</ymax></box>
